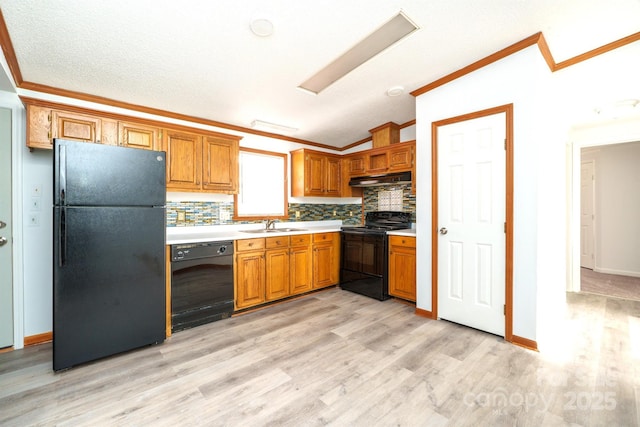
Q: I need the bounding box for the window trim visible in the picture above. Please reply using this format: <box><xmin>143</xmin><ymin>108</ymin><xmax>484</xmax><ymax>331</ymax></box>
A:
<box><xmin>233</xmin><ymin>147</ymin><xmax>289</xmax><ymax>221</ymax></box>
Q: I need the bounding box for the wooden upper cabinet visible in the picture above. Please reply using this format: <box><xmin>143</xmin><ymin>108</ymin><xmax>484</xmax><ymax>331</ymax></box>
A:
<box><xmin>388</xmin><ymin>142</ymin><xmax>414</xmax><ymax>171</ymax></box>
<box><xmin>306</xmin><ymin>152</ymin><xmax>326</xmax><ymax>196</ymax></box>
<box><xmin>291</xmin><ymin>149</ymin><xmax>342</xmax><ymax>197</ymax></box>
<box><xmin>164</xmin><ymin>130</ymin><xmax>202</xmax><ymax>191</ymax></box>
<box><xmin>22</xmin><ymin>101</ymin><xmax>242</xmax><ymax>194</ymax></box>
<box><xmin>325</xmin><ymin>156</ymin><xmax>342</xmax><ymax>196</ymax></box>
<box><xmin>344</xmin><ymin>154</ymin><xmax>366</xmax><ymax>176</ymax></box>
<box><xmin>26</xmin><ymin>104</ymin><xmax>112</xmax><ymax>149</ymax></box>
<box><xmin>370</xmin><ymin>122</ymin><xmax>400</xmax><ymax>148</ymax></box>
<box><xmin>26</xmin><ymin>104</ymin><xmax>52</xmax><ymax>149</ymax></box>
<box><xmin>119</xmin><ymin>121</ymin><xmax>160</xmax><ymax>150</ymax></box>
<box><xmin>164</xmin><ymin>130</ymin><xmax>240</xmax><ymax>194</ymax></box>
<box><xmin>52</xmin><ymin>110</ymin><xmax>102</xmax><ymax>144</ymax></box>
<box><xmin>202</xmin><ymin>135</ymin><xmax>239</xmax><ymax>193</ymax></box>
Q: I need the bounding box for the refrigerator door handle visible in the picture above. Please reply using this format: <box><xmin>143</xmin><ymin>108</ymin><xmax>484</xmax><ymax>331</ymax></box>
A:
<box><xmin>59</xmin><ymin>144</ymin><xmax>66</xmax><ymax>204</ymax></box>
<box><xmin>59</xmin><ymin>208</ymin><xmax>66</xmax><ymax>267</ymax></box>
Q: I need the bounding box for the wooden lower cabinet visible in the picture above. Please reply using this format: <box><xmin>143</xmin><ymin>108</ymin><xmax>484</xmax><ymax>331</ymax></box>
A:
<box><xmin>234</xmin><ymin>232</ymin><xmax>333</xmax><ymax>310</ymax></box>
<box><xmin>265</xmin><ymin>236</ymin><xmax>290</xmax><ymax>301</ymax></box>
<box><xmin>289</xmin><ymin>235</ymin><xmax>312</xmax><ymax>295</ymax></box>
<box><xmin>235</xmin><ymin>237</ymin><xmax>267</xmax><ymax>309</ymax></box>
<box><xmin>388</xmin><ymin>235</ymin><xmax>416</xmax><ymax>302</ymax></box>
<box><xmin>312</xmin><ymin>232</ymin><xmax>340</xmax><ymax>289</ymax></box>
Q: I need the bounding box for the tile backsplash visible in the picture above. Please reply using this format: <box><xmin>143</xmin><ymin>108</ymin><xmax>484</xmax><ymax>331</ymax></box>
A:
<box><xmin>167</xmin><ymin>201</ymin><xmax>362</xmax><ymax>227</ymax></box>
<box><xmin>363</xmin><ymin>183</ymin><xmax>416</xmax><ymax>222</ymax></box>
<box><xmin>167</xmin><ymin>183</ymin><xmax>415</xmax><ymax>227</ymax></box>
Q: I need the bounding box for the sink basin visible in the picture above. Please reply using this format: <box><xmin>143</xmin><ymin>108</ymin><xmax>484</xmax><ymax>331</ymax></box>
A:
<box><xmin>240</xmin><ymin>228</ymin><xmax>307</xmax><ymax>234</ymax></box>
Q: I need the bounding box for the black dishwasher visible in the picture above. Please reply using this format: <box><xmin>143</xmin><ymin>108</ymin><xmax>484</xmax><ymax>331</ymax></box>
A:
<box><xmin>170</xmin><ymin>241</ymin><xmax>234</xmax><ymax>332</ymax></box>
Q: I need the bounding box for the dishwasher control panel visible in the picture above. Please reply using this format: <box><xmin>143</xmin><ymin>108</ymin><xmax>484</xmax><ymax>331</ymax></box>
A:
<box><xmin>171</xmin><ymin>241</ymin><xmax>233</xmax><ymax>262</ymax></box>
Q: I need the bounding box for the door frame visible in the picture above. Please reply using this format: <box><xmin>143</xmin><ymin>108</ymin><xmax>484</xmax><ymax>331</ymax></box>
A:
<box><xmin>431</xmin><ymin>104</ymin><xmax>514</xmax><ymax>342</ymax></box>
<box><xmin>569</xmin><ymin>119</ymin><xmax>640</xmax><ymax>292</ymax></box>
<box><xmin>579</xmin><ymin>159</ymin><xmax>596</xmax><ymax>270</ymax></box>
<box><xmin>0</xmin><ymin>93</ymin><xmax>24</xmax><ymax>350</ymax></box>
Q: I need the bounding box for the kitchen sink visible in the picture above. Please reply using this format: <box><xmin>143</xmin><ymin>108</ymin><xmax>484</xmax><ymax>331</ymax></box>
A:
<box><xmin>240</xmin><ymin>228</ymin><xmax>307</xmax><ymax>234</ymax></box>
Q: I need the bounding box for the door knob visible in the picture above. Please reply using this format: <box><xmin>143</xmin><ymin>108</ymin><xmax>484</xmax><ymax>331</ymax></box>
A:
<box><xmin>0</xmin><ymin>237</ymin><xmax>7</xmax><ymax>246</ymax></box>
<box><xmin>0</xmin><ymin>220</ymin><xmax>5</xmax><ymax>229</ymax></box>
<box><xmin>439</xmin><ymin>227</ymin><xmax>448</xmax><ymax>235</ymax></box>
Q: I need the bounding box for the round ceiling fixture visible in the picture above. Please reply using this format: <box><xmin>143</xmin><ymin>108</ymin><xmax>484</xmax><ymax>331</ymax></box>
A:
<box><xmin>250</xmin><ymin>19</ymin><xmax>274</xmax><ymax>37</ymax></box>
<box><xmin>386</xmin><ymin>86</ymin><xmax>404</xmax><ymax>97</ymax></box>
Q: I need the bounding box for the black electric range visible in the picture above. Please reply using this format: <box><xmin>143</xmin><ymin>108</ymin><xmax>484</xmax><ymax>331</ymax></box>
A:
<box><xmin>340</xmin><ymin>211</ymin><xmax>412</xmax><ymax>300</ymax></box>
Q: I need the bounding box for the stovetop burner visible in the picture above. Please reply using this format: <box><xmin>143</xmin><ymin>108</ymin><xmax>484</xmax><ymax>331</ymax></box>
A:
<box><xmin>341</xmin><ymin>211</ymin><xmax>411</xmax><ymax>233</ymax></box>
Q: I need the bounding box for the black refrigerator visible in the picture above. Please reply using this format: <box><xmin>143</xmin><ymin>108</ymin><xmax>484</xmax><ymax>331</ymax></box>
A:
<box><xmin>53</xmin><ymin>139</ymin><xmax>166</xmax><ymax>371</ymax></box>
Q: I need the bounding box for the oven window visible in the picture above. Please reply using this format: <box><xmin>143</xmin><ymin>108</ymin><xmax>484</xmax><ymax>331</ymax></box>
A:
<box><xmin>341</xmin><ymin>233</ymin><xmax>384</xmax><ymax>277</ymax></box>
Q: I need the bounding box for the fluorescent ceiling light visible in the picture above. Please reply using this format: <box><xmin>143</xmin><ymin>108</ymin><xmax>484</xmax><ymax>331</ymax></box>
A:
<box><xmin>298</xmin><ymin>12</ymin><xmax>418</xmax><ymax>94</ymax></box>
<box><xmin>251</xmin><ymin>119</ymin><xmax>298</xmax><ymax>134</ymax></box>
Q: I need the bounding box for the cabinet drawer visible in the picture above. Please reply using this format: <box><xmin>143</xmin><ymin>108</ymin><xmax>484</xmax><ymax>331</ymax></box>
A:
<box><xmin>389</xmin><ymin>235</ymin><xmax>416</xmax><ymax>248</ymax></box>
<box><xmin>290</xmin><ymin>234</ymin><xmax>311</xmax><ymax>246</ymax></box>
<box><xmin>236</xmin><ymin>238</ymin><xmax>265</xmax><ymax>252</ymax></box>
<box><xmin>313</xmin><ymin>232</ymin><xmax>335</xmax><ymax>243</ymax></box>
<box><xmin>266</xmin><ymin>236</ymin><xmax>290</xmax><ymax>249</ymax></box>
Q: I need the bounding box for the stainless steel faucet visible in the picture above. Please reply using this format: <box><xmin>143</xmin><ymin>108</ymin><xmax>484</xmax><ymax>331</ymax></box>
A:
<box><xmin>265</xmin><ymin>219</ymin><xmax>276</xmax><ymax>230</ymax></box>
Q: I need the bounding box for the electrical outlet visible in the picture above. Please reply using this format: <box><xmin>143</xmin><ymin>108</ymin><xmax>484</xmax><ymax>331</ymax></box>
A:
<box><xmin>295</xmin><ymin>211</ymin><xmax>300</xmax><ymax>218</ymax></box>
<box><xmin>28</xmin><ymin>213</ymin><xmax>40</xmax><ymax>227</ymax></box>
<box><xmin>220</xmin><ymin>211</ymin><xmax>230</xmax><ymax>221</ymax></box>
<box><xmin>177</xmin><ymin>211</ymin><xmax>186</xmax><ymax>222</ymax></box>
<box><xmin>349</xmin><ymin>211</ymin><xmax>353</xmax><ymax>217</ymax></box>
<box><xmin>333</xmin><ymin>210</ymin><xmax>337</xmax><ymax>216</ymax></box>
<box><xmin>31</xmin><ymin>197</ymin><xmax>41</xmax><ymax>211</ymax></box>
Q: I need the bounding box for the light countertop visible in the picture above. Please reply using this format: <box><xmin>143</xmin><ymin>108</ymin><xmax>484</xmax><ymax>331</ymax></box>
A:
<box><xmin>167</xmin><ymin>220</ymin><xmax>343</xmax><ymax>245</ymax></box>
<box><xmin>387</xmin><ymin>228</ymin><xmax>416</xmax><ymax>237</ymax></box>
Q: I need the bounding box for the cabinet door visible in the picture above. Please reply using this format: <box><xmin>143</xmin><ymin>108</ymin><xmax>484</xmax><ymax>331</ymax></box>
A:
<box><xmin>164</xmin><ymin>130</ymin><xmax>202</xmax><ymax>191</ymax></box>
<box><xmin>101</xmin><ymin>118</ymin><xmax>119</xmax><ymax>146</ymax></box>
<box><xmin>26</xmin><ymin>104</ymin><xmax>52</xmax><ymax>149</ymax></box>
<box><xmin>266</xmin><ymin>248</ymin><xmax>289</xmax><ymax>301</ymax></box>
<box><xmin>325</xmin><ymin>156</ymin><xmax>342</xmax><ymax>196</ymax></box>
<box><xmin>202</xmin><ymin>135</ymin><xmax>239</xmax><ymax>193</ymax></box>
<box><xmin>235</xmin><ymin>251</ymin><xmax>265</xmax><ymax>309</ymax></box>
<box><xmin>313</xmin><ymin>243</ymin><xmax>334</xmax><ymax>288</ymax></box>
<box><xmin>290</xmin><ymin>245</ymin><xmax>312</xmax><ymax>295</ymax></box>
<box><xmin>305</xmin><ymin>153</ymin><xmax>325</xmax><ymax>196</ymax></box>
<box><xmin>345</xmin><ymin>154</ymin><xmax>366</xmax><ymax>176</ymax></box>
<box><xmin>389</xmin><ymin>248</ymin><xmax>416</xmax><ymax>301</ymax></box>
<box><xmin>119</xmin><ymin>121</ymin><xmax>160</xmax><ymax>150</ymax></box>
<box><xmin>389</xmin><ymin>241</ymin><xmax>416</xmax><ymax>301</ymax></box>
<box><xmin>388</xmin><ymin>144</ymin><xmax>413</xmax><ymax>171</ymax></box>
<box><xmin>52</xmin><ymin>110</ymin><xmax>102</xmax><ymax>144</ymax></box>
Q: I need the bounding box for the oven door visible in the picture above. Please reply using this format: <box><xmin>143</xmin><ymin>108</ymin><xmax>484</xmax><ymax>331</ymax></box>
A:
<box><xmin>340</xmin><ymin>231</ymin><xmax>389</xmax><ymax>301</ymax></box>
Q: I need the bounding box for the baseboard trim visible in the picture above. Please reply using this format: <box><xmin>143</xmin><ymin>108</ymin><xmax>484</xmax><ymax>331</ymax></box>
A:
<box><xmin>594</xmin><ymin>267</ymin><xmax>640</xmax><ymax>278</ymax></box>
<box><xmin>415</xmin><ymin>308</ymin><xmax>435</xmax><ymax>319</ymax></box>
<box><xmin>24</xmin><ymin>331</ymin><xmax>52</xmax><ymax>346</ymax></box>
<box><xmin>511</xmin><ymin>334</ymin><xmax>538</xmax><ymax>351</ymax></box>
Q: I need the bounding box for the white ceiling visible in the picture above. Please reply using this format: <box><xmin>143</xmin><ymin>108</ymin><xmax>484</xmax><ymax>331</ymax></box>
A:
<box><xmin>1</xmin><ymin>0</ymin><xmax>639</xmax><ymax>148</ymax></box>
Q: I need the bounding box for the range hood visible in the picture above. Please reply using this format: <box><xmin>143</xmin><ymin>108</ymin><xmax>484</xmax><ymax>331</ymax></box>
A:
<box><xmin>348</xmin><ymin>171</ymin><xmax>412</xmax><ymax>187</ymax></box>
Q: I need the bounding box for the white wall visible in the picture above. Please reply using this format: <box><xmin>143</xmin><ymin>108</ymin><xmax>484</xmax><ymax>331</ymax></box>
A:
<box><xmin>415</xmin><ymin>38</ymin><xmax>640</xmax><ymax>348</ymax></box>
<box><xmin>583</xmin><ymin>142</ymin><xmax>640</xmax><ymax>276</ymax></box>
<box><xmin>415</xmin><ymin>46</ymin><xmax>553</xmax><ymax>342</ymax></box>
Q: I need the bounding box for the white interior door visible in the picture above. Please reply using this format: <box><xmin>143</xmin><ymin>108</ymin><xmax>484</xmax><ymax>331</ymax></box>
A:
<box><xmin>0</xmin><ymin>107</ymin><xmax>13</xmax><ymax>348</ymax></box>
<box><xmin>437</xmin><ymin>113</ymin><xmax>506</xmax><ymax>337</ymax></box>
<box><xmin>580</xmin><ymin>161</ymin><xmax>595</xmax><ymax>269</ymax></box>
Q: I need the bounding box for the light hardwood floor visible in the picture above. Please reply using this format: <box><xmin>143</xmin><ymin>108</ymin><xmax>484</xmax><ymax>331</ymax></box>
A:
<box><xmin>581</xmin><ymin>267</ymin><xmax>640</xmax><ymax>301</ymax></box>
<box><xmin>1</xmin><ymin>288</ymin><xmax>638</xmax><ymax>426</ymax></box>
